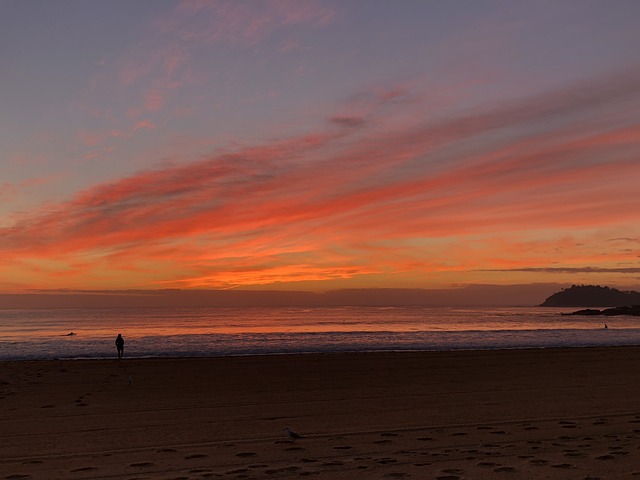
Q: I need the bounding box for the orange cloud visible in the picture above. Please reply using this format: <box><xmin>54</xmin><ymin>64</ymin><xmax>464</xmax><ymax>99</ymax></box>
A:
<box><xmin>2</xmin><ymin>70</ymin><xmax>640</xmax><ymax>290</ymax></box>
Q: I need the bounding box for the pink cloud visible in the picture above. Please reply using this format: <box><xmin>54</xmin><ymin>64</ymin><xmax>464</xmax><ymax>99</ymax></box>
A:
<box><xmin>134</xmin><ymin>120</ymin><xmax>157</xmax><ymax>131</ymax></box>
<box><xmin>0</xmin><ymin>183</ymin><xmax>17</xmax><ymax>202</ymax></box>
<box><xmin>76</xmin><ymin>130</ymin><xmax>104</xmax><ymax>147</ymax></box>
<box><xmin>1</xmin><ymin>176</ymin><xmax>60</xmax><ymax>202</ymax></box>
<box><xmin>76</xmin><ymin>128</ymin><xmax>129</xmax><ymax>148</ymax></box>
<box><xmin>3</xmin><ymin>69</ymin><xmax>640</xmax><ymax>289</ymax></box>
<box><xmin>171</xmin><ymin>0</ymin><xmax>335</xmax><ymax>45</ymax></box>
<box><xmin>143</xmin><ymin>89</ymin><xmax>165</xmax><ymax>112</ymax></box>
<box><xmin>75</xmin><ymin>0</ymin><xmax>336</xmax><ymax>135</ymax></box>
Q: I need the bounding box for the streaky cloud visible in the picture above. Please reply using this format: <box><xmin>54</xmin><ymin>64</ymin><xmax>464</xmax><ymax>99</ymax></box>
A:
<box><xmin>481</xmin><ymin>267</ymin><xmax>640</xmax><ymax>274</ymax></box>
<box><xmin>2</xmin><ymin>68</ymin><xmax>640</xmax><ymax>289</ymax></box>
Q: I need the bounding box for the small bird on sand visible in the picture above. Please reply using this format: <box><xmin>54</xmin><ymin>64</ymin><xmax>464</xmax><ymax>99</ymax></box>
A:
<box><xmin>284</xmin><ymin>427</ymin><xmax>304</xmax><ymax>441</ymax></box>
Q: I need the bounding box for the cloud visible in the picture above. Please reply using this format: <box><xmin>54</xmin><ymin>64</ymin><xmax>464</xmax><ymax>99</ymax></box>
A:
<box><xmin>0</xmin><ymin>183</ymin><xmax>17</xmax><ymax>203</ymax></box>
<box><xmin>144</xmin><ymin>89</ymin><xmax>165</xmax><ymax>112</ymax></box>
<box><xmin>481</xmin><ymin>267</ymin><xmax>640</xmax><ymax>274</ymax></box>
<box><xmin>73</xmin><ymin>0</ymin><xmax>338</xmax><ymax>154</ymax></box>
<box><xmin>0</xmin><ymin>176</ymin><xmax>59</xmax><ymax>203</ymax></box>
<box><xmin>3</xmin><ymin>68</ymin><xmax>640</xmax><ymax>289</ymax></box>
<box><xmin>609</xmin><ymin>237</ymin><xmax>640</xmax><ymax>244</ymax></box>
<box><xmin>170</xmin><ymin>0</ymin><xmax>336</xmax><ymax>46</ymax></box>
<box><xmin>329</xmin><ymin>115</ymin><xmax>366</xmax><ymax>128</ymax></box>
<box><xmin>134</xmin><ymin>120</ymin><xmax>157</xmax><ymax>131</ymax></box>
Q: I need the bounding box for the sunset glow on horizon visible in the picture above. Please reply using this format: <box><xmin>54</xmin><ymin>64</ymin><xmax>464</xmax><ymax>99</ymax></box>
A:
<box><xmin>1</xmin><ymin>1</ymin><xmax>639</xmax><ymax>297</ymax></box>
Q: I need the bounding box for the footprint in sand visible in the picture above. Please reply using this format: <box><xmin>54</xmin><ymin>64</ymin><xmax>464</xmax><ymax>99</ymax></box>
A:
<box><xmin>265</xmin><ymin>466</ymin><xmax>301</xmax><ymax>474</ymax></box>
<box><xmin>612</xmin><ymin>451</ymin><xmax>630</xmax><ymax>456</ymax></box>
<box><xmin>129</xmin><ymin>462</ymin><xmax>154</xmax><ymax>468</ymax></box>
<box><xmin>70</xmin><ymin>467</ymin><xmax>96</xmax><ymax>472</ymax></box>
<box><xmin>6</xmin><ymin>475</ymin><xmax>32</xmax><ymax>479</ymax></box>
<box><xmin>184</xmin><ymin>454</ymin><xmax>208</xmax><ymax>459</ymax></box>
<box><xmin>394</xmin><ymin>450</ymin><xmax>416</xmax><ymax>456</ymax></box>
<box><xmin>226</xmin><ymin>468</ymin><xmax>248</xmax><ymax>474</ymax></box>
<box><xmin>564</xmin><ymin>450</ymin><xmax>587</xmax><ymax>458</ymax></box>
<box><xmin>190</xmin><ymin>468</ymin><xmax>213</xmax><ymax>475</ymax></box>
<box><xmin>236</xmin><ymin>452</ymin><xmax>257</xmax><ymax>458</ymax></box>
<box><xmin>435</xmin><ymin>476</ymin><xmax>460</xmax><ymax>480</ymax></box>
<box><xmin>494</xmin><ymin>466</ymin><xmax>516</xmax><ymax>472</ymax></box>
<box><xmin>383</xmin><ymin>473</ymin><xmax>410</xmax><ymax>478</ymax></box>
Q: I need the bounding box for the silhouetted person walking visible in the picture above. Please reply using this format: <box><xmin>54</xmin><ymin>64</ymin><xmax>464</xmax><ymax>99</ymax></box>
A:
<box><xmin>115</xmin><ymin>333</ymin><xmax>125</xmax><ymax>359</ymax></box>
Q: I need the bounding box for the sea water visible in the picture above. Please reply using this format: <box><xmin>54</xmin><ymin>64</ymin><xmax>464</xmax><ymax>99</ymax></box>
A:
<box><xmin>1</xmin><ymin>306</ymin><xmax>639</xmax><ymax>361</ymax></box>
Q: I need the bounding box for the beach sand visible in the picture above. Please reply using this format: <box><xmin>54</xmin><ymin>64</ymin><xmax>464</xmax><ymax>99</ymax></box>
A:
<box><xmin>2</xmin><ymin>347</ymin><xmax>640</xmax><ymax>479</ymax></box>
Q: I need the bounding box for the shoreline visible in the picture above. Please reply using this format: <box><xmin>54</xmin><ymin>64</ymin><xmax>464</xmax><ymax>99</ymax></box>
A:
<box><xmin>3</xmin><ymin>346</ymin><xmax>640</xmax><ymax>478</ymax></box>
<box><xmin>3</xmin><ymin>342</ymin><xmax>640</xmax><ymax>364</ymax></box>
<box><xmin>0</xmin><ymin>344</ymin><xmax>640</xmax><ymax>365</ymax></box>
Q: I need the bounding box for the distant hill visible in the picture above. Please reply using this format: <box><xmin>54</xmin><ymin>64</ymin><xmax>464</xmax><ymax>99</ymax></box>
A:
<box><xmin>540</xmin><ymin>285</ymin><xmax>640</xmax><ymax>307</ymax></box>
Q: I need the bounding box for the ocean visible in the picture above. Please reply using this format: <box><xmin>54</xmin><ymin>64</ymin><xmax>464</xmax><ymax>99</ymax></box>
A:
<box><xmin>1</xmin><ymin>306</ymin><xmax>639</xmax><ymax>361</ymax></box>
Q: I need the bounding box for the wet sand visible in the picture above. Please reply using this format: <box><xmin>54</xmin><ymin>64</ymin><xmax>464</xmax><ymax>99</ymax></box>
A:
<box><xmin>2</xmin><ymin>347</ymin><xmax>640</xmax><ymax>479</ymax></box>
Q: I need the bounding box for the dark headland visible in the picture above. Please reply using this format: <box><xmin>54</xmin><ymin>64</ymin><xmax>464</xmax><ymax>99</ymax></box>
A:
<box><xmin>540</xmin><ymin>285</ymin><xmax>640</xmax><ymax>316</ymax></box>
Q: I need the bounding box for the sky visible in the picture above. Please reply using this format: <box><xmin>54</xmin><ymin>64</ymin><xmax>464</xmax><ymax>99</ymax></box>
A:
<box><xmin>1</xmin><ymin>0</ymin><xmax>640</xmax><ymax>301</ymax></box>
